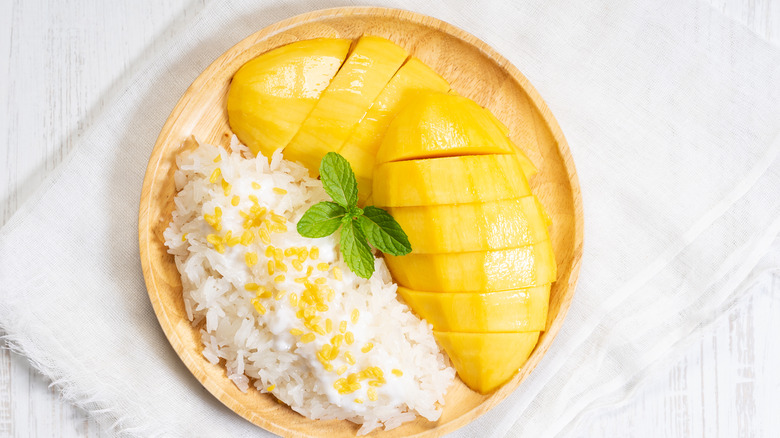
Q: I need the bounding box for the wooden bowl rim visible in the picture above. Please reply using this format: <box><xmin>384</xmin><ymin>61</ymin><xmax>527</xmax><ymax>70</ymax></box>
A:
<box><xmin>139</xmin><ymin>6</ymin><xmax>583</xmax><ymax>437</ymax></box>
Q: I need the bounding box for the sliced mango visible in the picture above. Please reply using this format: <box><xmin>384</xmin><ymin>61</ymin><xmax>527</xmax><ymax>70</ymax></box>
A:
<box><xmin>389</xmin><ymin>196</ymin><xmax>549</xmax><ymax>253</ymax></box>
<box><xmin>372</xmin><ymin>92</ymin><xmax>554</xmax><ymax>393</ymax></box>
<box><xmin>227</xmin><ymin>40</ymin><xmax>552</xmax><ymax>395</ymax></box>
<box><xmin>434</xmin><ymin>331</ymin><xmax>540</xmax><ymax>394</ymax></box>
<box><xmin>375</xmin><ymin>92</ymin><xmax>516</xmax><ymax>164</ymax></box>
<box><xmin>372</xmin><ymin>154</ymin><xmax>533</xmax><ymax>207</ymax></box>
<box><xmin>398</xmin><ymin>285</ymin><xmax>549</xmax><ymax>332</ymax></box>
<box><xmin>339</xmin><ymin>57</ymin><xmax>450</xmax><ymax>197</ymax></box>
<box><xmin>385</xmin><ymin>240</ymin><xmax>557</xmax><ymax>292</ymax></box>
<box><xmin>283</xmin><ymin>36</ymin><xmax>408</xmax><ymax>175</ymax></box>
<box><xmin>227</xmin><ymin>38</ymin><xmax>351</xmax><ymax>159</ymax></box>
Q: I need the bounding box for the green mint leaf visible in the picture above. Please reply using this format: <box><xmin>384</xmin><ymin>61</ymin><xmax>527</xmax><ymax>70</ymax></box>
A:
<box><xmin>348</xmin><ymin>206</ymin><xmax>364</xmax><ymax>219</ymax></box>
<box><xmin>297</xmin><ymin>201</ymin><xmax>346</xmax><ymax>238</ymax></box>
<box><xmin>357</xmin><ymin>206</ymin><xmax>412</xmax><ymax>256</ymax></box>
<box><xmin>320</xmin><ymin>152</ymin><xmax>358</xmax><ymax>208</ymax></box>
<box><xmin>340</xmin><ymin>219</ymin><xmax>375</xmax><ymax>279</ymax></box>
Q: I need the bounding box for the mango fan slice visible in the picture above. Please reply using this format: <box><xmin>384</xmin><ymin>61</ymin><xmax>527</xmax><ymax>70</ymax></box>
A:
<box><xmin>372</xmin><ymin>154</ymin><xmax>534</xmax><ymax>208</ymax></box>
<box><xmin>434</xmin><ymin>332</ymin><xmax>541</xmax><ymax>394</ymax></box>
<box><xmin>375</xmin><ymin>92</ymin><xmax>518</xmax><ymax>164</ymax></box>
<box><xmin>389</xmin><ymin>196</ymin><xmax>550</xmax><ymax>253</ymax></box>
<box><xmin>283</xmin><ymin>36</ymin><xmax>409</xmax><ymax>175</ymax></box>
<box><xmin>338</xmin><ymin>57</ymin><xmax>450</xmax><ymax>201</ymax></box>
<box><xmin>385</xmin><ymin>240</ymin><xmax>557</xmax><ymax>292</ymax></box>
<box><xmin>227</xmin><ymin>38</ymin><xmax>351</xmax><ymax>159</ymax></box>
<box><xmin>398</xmin><ymin>285</ymin><xmax>549</xmax><ymax>332</ymax></box>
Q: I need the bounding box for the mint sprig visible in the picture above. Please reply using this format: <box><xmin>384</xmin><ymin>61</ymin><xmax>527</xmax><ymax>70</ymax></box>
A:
<box><xmin>297</xmin><ymin>152</ymin><xmax>412</xmax><ymax>279</ymax></box>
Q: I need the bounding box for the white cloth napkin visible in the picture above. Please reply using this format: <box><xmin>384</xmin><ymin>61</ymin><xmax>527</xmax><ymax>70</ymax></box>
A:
<box><xmin>1</xmin><ymin>0</ymin><xmax>779</xmax><ymax>436</ymax></box>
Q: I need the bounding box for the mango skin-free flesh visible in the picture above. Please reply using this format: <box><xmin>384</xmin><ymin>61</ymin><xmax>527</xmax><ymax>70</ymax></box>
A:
<box><xmin>372</xmin><ymin>154</ymin><xmax>533</xmax><ymax>207</ymax></box>
<box><xmin>398</xmin><ymin>285</ymin><xmax>549</xmax><ymax>332</ymax></box>
<box><xmin>390</xmin><ymin>196</ymin><xmax>549</xmax><ymax>253</ymax></box>
<box><xmin>385</xmin><ymin>240</ymin><xmax>557</xmax><ymax>292</ymax></box>
<box><xmin>227</xmin><ymin>38</ymin><xmax>351</xmax><ymax>159</ymax></box>
<box><xmin>339</xmin><ymin>57</ymin><xmax>451</xmax><ymax>201</ymax></box>
<box><xmin>283</xmin><ymin>36</ymin><xmax>409</xmax><ymax>176</ymax></box>
<box><xmin>434</xmin><ymin>331</ymin><xmax>541</xmax><ymax>394</ymax></box>
<box><xmin>375</xmin><ymin>92</ymin><xmax>516</xmax><ymax>164</ymax></box>
<box><xmin>375</xmin><ymin>92</ymin><xmax>556</xmax><ymax>393</ymax></box>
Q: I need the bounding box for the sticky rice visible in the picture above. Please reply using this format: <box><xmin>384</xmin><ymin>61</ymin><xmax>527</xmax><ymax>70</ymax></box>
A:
<box><xmin>163</xmin><ymin>137</ymin><xmax>454</xmax><ymax>434</ymax></box>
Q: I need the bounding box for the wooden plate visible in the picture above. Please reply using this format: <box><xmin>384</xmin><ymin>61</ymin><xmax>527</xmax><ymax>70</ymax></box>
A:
<box><xmin>139</xmin><ymin>6</ymin><xmax>583</xmax><ymax>437</ymax></box>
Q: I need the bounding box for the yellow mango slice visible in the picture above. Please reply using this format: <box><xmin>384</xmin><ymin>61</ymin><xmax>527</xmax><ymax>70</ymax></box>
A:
<box><xmin>283</xmin><ymin>36</ymin><xmax>408</xmax><ymax>175</ymax></box>
<box><xmin>389</xmin><ymin>196</ymin><xmax>549</xmax><ymax>253</ymax></box>
<box><xmin>434</xmin><ymin>331</ymin><xmax>540</xmax><ymax>393</ymax></box>
<box><xmin>398</xmin><ymin>285</ymin><xmax>549</xmax><ymax>332</ymax></box>
<box><xmin>385</xmin><ymin>240</ymin><xmax>557</xmax><ymax>292</ymax></box>
<box><xmin>227</xmin><ymin>38</ymin><xmax>351</xmax><ymax>159</ymax></box>
<box><xmin>338</xmin><ymin>57</ymin><xmax>450</xmax><ymax>198</ymax></box>
<box><xmin>372</xmin><ymin>154</ymin><xmax>533</xmax><ymax>207</ymax></box>
<box><xmin>353</xmin><ymin>78</ymin><xmax>552</xmax><ymax>394</ymax></box>
<box><xmin>375</xmin><ymin>92</ymin><xmax>516</xmax><ymax>164</ymax></box>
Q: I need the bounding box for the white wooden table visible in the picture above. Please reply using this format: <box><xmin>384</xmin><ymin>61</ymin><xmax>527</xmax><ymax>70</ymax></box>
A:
<box><xmin>1</xmin><ymin>1</ymin><xmax>778</xmax><ymax>436</ymax></box>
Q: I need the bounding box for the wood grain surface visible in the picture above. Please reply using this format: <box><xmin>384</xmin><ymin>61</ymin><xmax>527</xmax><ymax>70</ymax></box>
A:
<box><xmin>138</xmin><ymin>7</ymin><xmax>581</xmax><ymax>437</ymax></box>
<box><xmin>2</xmin><ymin>1</ymin><xmax>779</xmax><ymax>437</ymax></box>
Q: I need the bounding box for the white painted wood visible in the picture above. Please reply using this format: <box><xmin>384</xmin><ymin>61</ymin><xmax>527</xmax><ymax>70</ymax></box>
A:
<box><xmin>0</xmin><ymin>0</ymin><xmax>777</xmax><ymax>437</ymax></box>
<box><xmin>1</xmin><ymin>1</ymin><xmax>205</xmax><ymax>436</ymax></box>
<box><xmin>571</xmin><ymin>274</ymin><xmax>780</xmax><ymax>438</ymax></box>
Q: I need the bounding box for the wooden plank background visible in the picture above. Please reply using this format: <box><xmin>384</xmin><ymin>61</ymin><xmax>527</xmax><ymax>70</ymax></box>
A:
<box><xmin>1</xmin><ymin>0</ymin><xmax>778</xmax><ymax>436</ymax></box>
